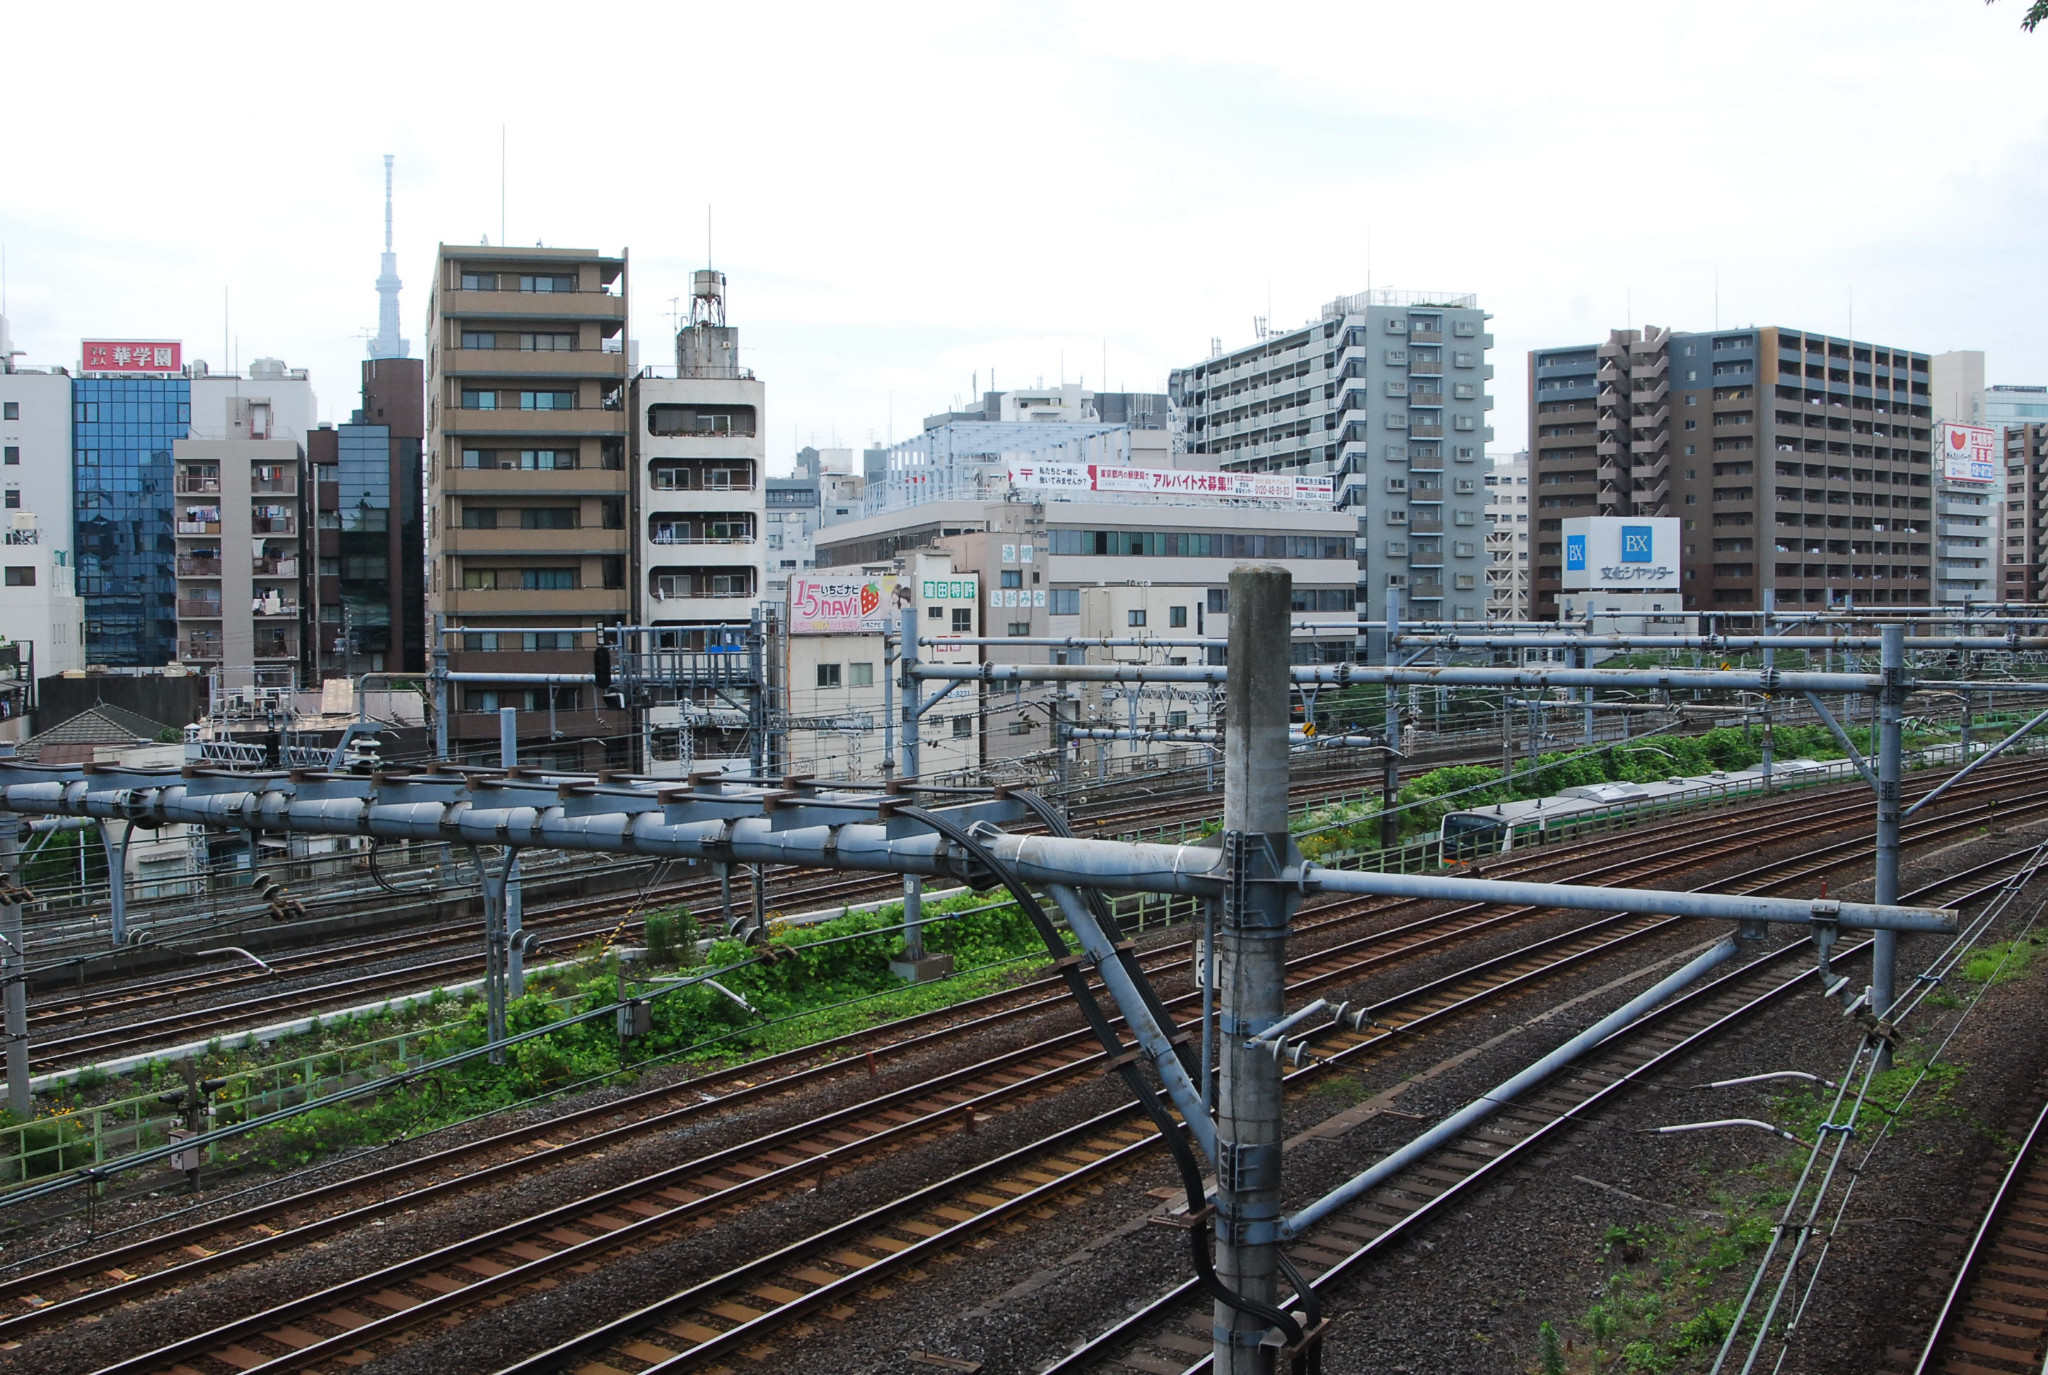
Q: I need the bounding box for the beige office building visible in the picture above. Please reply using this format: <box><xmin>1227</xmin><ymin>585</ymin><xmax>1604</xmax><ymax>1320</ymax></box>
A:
<box><xmin>425</xmin><ymin>245</ymin><xmax>630</xmax><ymax>768</ymax></box>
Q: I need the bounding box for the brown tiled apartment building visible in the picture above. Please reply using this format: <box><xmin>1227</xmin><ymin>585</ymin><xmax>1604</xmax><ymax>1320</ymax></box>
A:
<box><xmin>425</xmin><ymin>244</ymin><xmax>631</xmax><ymax>768</ymax></box>
<box><xmin>1528</xmin><ymin>326</ymin><xmax>1935</xmax><ymax>616</ymax></box>
<box><xmin>2001</xmin><ymin>423</ymin><xmax>2048</xmax><ymax>602</ymax></box>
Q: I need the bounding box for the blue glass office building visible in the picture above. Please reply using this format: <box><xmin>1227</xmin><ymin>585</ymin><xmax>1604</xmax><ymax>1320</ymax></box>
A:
<box><xmin>74</xmin><ymin>378</ymin><xmax>190</xmax><ymax>667</ymax></box>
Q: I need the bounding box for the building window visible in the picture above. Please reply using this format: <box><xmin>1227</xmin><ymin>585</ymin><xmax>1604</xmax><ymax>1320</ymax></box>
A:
<box><xmin>2</xmin><ymin>491</ymin><xmax>16</xmax><ymax>510</ymax></box>
<box><xmin>953</xmin><ymin>608</ymin><xmax>974</xmax><ymax>631</ymax></box>
<box><xmin>1169</xmin><ymin>605</ymin><xmax>1188</xmax><ymax>628</ymax></box>
<box><xmin>816</xmin><ymin>663</ymin><xmax>842</xmax><ymax>688</ymax></box>
<box><xmin>1008</xmin><ymin>621</ymin><xmax>1032</xmax><ymax>636</ymax></box>
<box><xmin>521</xmin><ymin>507</ymin><xmax>578</xmax><ymax>530</ymax></box>
<box><xmin>462</xmin><ymin>569</ymin><xmax>498</xmax><ymax>589</ymax></box>
<box><xmin>1207</xmin><ymin>588</ymin><xmax>1228</xmax><ymax>613</ymax></box>
<box><xmin>2</xmin><ymin>447</ymin><xmax>17</xmax><ymax>465</ymax></box>
<box><xmin>1049</xmin><ymin>588</ymin><xmax>1079</xmax><ymax>616</ymax></box>
<box><xmin>1127</xmin><ymin>609</ymin><xmax>1147</xmax><ymax>627</ymax></box>
<box><xmin>3</xmin><ymin>567</ymin><xmax>33</xmax><ymax>587</ymax></box>
<box><xmin>460</xmin><ymin>271</ymin><xmax>498</xmax><ymax>290</ymax></box>
<box><xmin>848</xmin><ymin>662</ymin><xmax>874</xmax><ymax>688</ymax></box>
<box><xmin>462</xmin><ymin>507</ymin><xmax>498</xmax><ymax>529</ymax></box>
<box><xmin>520</xmin><ymin>568</ymin><xmax>576</xmax><ymax>590</ymax></box>
<box><xmin>953</xmin><ymin>716</ymin><xmax>973</xmax><ymax>738</ymax></box>
<box><xmin>1000</xmin><ymin>569</ymin><xmax>1022</xmax><ymax>589</ymax></box>
<box><xmin>519</xmin><ymin>390</ymin><xmax>576</xmax><ymax>411</ymax></box>
<box><xmin>461</xmin><ymin>389</ymin><xmax>498</xmax><ymax>410</ymax></box>
<box><xmin>926</xmin><ymin>604</ymin><xmax>944</xmax><ymax>619</ymax></box>
<box><xmin>519</xmin><ymin>273</ymin><xmax>577</xmax><ymax>293</ymax></box>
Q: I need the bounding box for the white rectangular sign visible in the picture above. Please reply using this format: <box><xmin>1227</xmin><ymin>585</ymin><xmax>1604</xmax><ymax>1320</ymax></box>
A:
<box><xmin>1940</xmin><ymin>422</ymin><xmax>1999</xmax><ymax>484</ymax></box>
<box><xmin>1561</xmin><ymin>516</ymin><xmax>1681</xmax><ymax>590</ymax></box>
<box><xmin>1006</xmin><ymin>461</ymin><xmax>1333</xmax><ymax>505</ymax></box>
<box><xmin>787</xmin><ymin>573</ymin><xmax>899</xmax><ymax>635</ymax></box>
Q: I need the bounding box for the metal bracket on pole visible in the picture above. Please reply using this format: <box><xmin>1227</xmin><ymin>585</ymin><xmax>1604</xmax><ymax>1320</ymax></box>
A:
<box><xmin>98</xmin><ymin>820</ymin><xmax>134</xmax><ymax>947</ymax></box>
<box><xmin>1903</xmin><ymin>702</ymin><xmax>2048</xmax><ymax>818</ymax></box>
<box><xmin>1802</xmin><ymin>690</ymin><xmax>1877</xmax><ymax>790</ymax></box>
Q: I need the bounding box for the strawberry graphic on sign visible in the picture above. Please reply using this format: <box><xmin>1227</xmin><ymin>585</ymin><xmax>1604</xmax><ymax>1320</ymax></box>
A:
<box><xmin>859</xmin><ymin>582</ymin><xmax>880</xmax><ymax>617</ymax></box>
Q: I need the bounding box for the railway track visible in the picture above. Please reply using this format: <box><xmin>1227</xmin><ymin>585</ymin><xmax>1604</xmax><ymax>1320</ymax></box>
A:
<box><xmin>17</xmin><ymin>760</ymin><xmax>1417</xmax><ymax>1068</ymax></box>
<box><xmin>35</xmin><ymin>777</ymin><xmax>2044</xmax><ymax>1374</ymax></box>
<box><xmin>1908</xmin><ymin>1077</ymin><xmax>2048</xmax><ymax>1374</ymax></box>
<box><xmin>1051</xmin><ymin>862</ymin><xmax>2037</xmax><ymax>1375</ymax></box>
<box><xmin>35</xmin><ymin>752</ymin><xmax>2048</xmax><ymax>1077</ymax></box>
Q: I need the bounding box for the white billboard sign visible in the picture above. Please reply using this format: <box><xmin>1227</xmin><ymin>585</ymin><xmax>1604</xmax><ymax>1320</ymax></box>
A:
<box><xmin>1006</xmin><ymin>461</ymin><xmax>1332</xmax><ymax>505</ymax></box>
<box><xmin>1561</xmin><ymin>516</ymin><xmax>1681</xmax><ymax>591</ymax></box>
<box><xmin>787</xmin><ymin>572</ymin><xmax>900</xmax><ymax>635</ymax></box>
<box><xmin>1939</xmin><ymin>422</ymin><xmax>1999</xmax><ymax>484</ymax></box>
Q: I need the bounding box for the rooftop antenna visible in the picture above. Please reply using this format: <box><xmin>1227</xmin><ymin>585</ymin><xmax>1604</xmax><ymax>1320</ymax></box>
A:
<box><xmin>1713</xmin><ymin>268</ymin><xmax>1720</xmax><ymax>330</ymax></box>
<box><xmin>500</xmin><ymin>126</ymin><xmax>507</xmax><ymax>248</ymax></box>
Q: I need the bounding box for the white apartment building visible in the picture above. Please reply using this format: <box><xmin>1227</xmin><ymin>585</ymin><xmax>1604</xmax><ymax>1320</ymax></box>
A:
<box><xmin>634</xmin><ymin>271</ymin><xmax>767</xmax><ymax>644</ymax></box>
<box><xmin>1171</xmin><ymin>289</ymin><xmax>1497</xmax><ymax>624</ymax></box>
<box><xmin>0</xmin><ymin>325</ymin><xmax>85</xmax><ymax>688</ymax></box>
<box><xmin>172</xmin><ymin>401</ymin><xmax>307</xmax><ymax>691</ymax></box>
<box><xmin>1484</xmin><ymin>450</ymin><xmax>1530</xmax><ymax>621</ymax></box>
<box><xmin>1932</xmin><ymin>349</ymin><xmax>2000</xmax><ymax>604</ymax></box>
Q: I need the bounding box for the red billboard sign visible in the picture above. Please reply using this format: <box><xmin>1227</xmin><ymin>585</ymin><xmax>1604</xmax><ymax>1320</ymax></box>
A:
<box><xmin>81</xmin><ymin>340</ymin><xmax>181</xmax><ymax>373</ymax></box>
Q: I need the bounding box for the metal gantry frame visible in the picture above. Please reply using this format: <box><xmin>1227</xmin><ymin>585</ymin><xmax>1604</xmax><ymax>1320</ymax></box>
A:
<box><xmin>0</xmin><ymin>575</ymin><xmax>1985</xmax><ymax>1370</ymax></box>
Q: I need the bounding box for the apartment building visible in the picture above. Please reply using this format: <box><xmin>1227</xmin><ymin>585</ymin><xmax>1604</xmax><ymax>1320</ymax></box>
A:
<box><xmin>1171</xmin><ymin>290</ymin><xmax>1496</xmax><ymax>623</ymax></box>
<box><xmin>1528</xmin><ymin>326</ymin><xmax>1935</xmax><ymax>616</ymax></box>
<box><xmin>0</xmin><ymin>320</ymin><xmax>85</xmax><ymax>683</ymax></box>
<box><xmin>2001</xmin><ymin>424</ymin><xmax>2048</xmax><ymax>602</ymax></box>
<box><xmin>172</xmin><ymin>398</ymin><xmax>309</xmax><ymax>689</ymax></box>
<box><xmin>1485</xmin><ymin>451</ymin><xmax>1530</xmax><ymax>620</ymax></box>
<box><xmin>633</xmin><ymin>269</ymin><xmax>766</xmax><ymax>649</ymax></box>
<box><xmin>426</xmin><ymin>244</ymin><xmax>630</xmax><ymax>768</ymax></box>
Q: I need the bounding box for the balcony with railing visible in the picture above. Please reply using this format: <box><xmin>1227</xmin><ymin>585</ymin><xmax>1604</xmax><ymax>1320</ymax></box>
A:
<box><xmin>251</xmin><ymin>515</ymin><xmax>297</xmax><ymax>536</ymax></box>
<box><xmin>250</xmin><ymin>474</ymin><xmax>297</xmax><ymax>495</ymax></box>
<box><xmin>176</xmin><ymin>599</ymin><xmax>223</xmax><ymax>620</ymax></box>
<box><xmin>254</xmin><ymin>628</ymin><xmax>297</xmax><ymax>660</ymax></box>
<box><xmin>650</xmin><ymin>567</ymin><xmax>758</xmax><ymax>601</ymax></box>
<box><xmin>176</xmin><ymin>556</ymin><xmax>223</xmax><ymax>578</ymax></box>
<box><xmin>649</xmin><ymin>518</ymin><xmax>758</xmax><ymax>545</ymax></box>
<box><xmin>175</xmin><ymin>476</ymin><xmax>221</xmax><ymax>496</ymax></box>
<box><xmin>648</xmin><ymin>460</ymin><xmax>758</xmax><ymax>493</ymax></box>
<box><xmin>253</xmin><ymin>596</ymin><xmax>299</xmax><ymax>618</ymax></box>
<box><xmin>180</xmin><ymin>635</ymin><xmax>222</xmax><ymax>661</ymax></box>
<box><xmin>253</xmin><ymin>556</ymin><xmax>299</xmax><ymax>578</ymax></box>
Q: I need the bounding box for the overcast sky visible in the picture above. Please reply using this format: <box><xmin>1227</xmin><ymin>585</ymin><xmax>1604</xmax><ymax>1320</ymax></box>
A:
<box><xmin>2</xmin><ymin>1</ymin><xmax>2042</xmax><ymax>470</ymax></box>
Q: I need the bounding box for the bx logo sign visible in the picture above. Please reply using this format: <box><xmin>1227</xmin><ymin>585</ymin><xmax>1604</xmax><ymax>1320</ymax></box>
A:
<box><xmin>1565</xmin><ymin>535</ymin><xmax>1587</xmax><ymax>571</ymax></box>
<box><xmin>1620</xmin><ymin>526</ymin><xmax>1653</xmax><ymax>563</ymax></box>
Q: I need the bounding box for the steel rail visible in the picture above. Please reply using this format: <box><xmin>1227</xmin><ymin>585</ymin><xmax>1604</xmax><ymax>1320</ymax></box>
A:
<box><xmin>1046</xmin><ymin>864</ymin><xmax>2031</xmax><ymax>1374</ymax></box>
<box><xmin>56</xmin><ymin>800</ymin><xmax>2027</xmax><ymax>1373</ymax></box>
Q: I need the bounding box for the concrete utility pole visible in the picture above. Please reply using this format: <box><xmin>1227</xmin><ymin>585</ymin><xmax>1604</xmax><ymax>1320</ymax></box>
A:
<box><xmin>1379</xmin><ymin>585</ymin><xmax>1401</xmax><ymax>853</ymax></box>
<box><xmin>0</xmin><ymin>823</ymin><xmax>27</xmax><ymax>1117</ymax></box>
<box><xmin>1872</xmin><ymin>622</ymin><xmax>1905</xmax><ymax>1068</ymax></box>
<box><xmin>1214</xmin><ymin>565</ymin><xmax>1300</xmax><ymax>1373</ymax></box>
<box><xmin>499</xmin><ymin>707</ymin><xmax>525</xmax><ymax>998</ymax></box>
<box><xmin>1761</xmin><ymin>588</ymin><xmax>1776</xmax><ymax>791</ymax></box>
